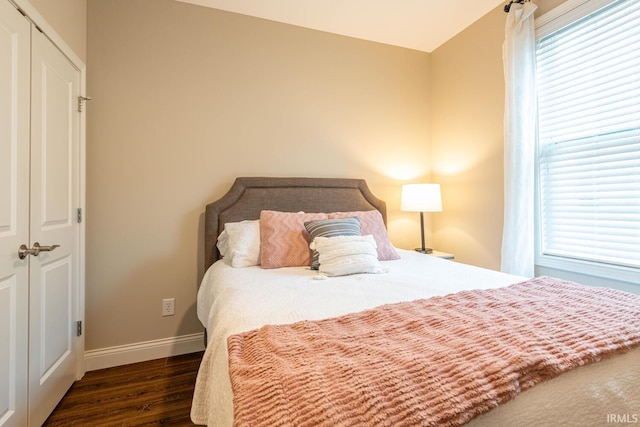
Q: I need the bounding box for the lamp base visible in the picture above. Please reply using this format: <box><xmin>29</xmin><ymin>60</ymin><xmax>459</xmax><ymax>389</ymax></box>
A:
<box><xmin>414</xmin><ymin>248</ymin><xmax>433</xmax><ymax>254</ymax></box>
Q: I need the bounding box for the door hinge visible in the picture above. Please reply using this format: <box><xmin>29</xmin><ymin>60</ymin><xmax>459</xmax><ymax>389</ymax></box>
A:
<box><xmin>77</xmin><ymin>208</ymin><xmax>82</xmax><ymax>223</ymax></box>
<box><xmin>76</xmin><ymin>320</ymin><xmax>83</xmax><ymax>337</ymax></box>
<box><xmin>78</xmin><ymin>96</ymin><xmax>92</xmax><ymax>112</ymax></box>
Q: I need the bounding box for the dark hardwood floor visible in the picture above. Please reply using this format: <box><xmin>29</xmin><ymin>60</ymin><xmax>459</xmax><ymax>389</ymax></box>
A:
<box><xmin>43</xmin><ymin>351</ymin><xmax>205</xmax><ymax>426</ymax></box>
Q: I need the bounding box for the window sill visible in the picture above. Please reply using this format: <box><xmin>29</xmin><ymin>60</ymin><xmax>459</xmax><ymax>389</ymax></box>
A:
<box><xmin>536</xmin><ymin>253</ymin><xmax>640</xmax><ymax>290</ymax></box>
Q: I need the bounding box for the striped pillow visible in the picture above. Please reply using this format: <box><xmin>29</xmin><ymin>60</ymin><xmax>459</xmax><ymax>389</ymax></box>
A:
<box><xmin>305</xmin><ymin>217</ymin><xmax>361</xmax><ymax>270</ymax></box>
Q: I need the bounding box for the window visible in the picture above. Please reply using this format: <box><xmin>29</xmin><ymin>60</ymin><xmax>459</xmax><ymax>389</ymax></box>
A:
<box><xmin>535</xmin><ymin>0</ymin><xmax>640</xmax><ymax>282</ymax></box>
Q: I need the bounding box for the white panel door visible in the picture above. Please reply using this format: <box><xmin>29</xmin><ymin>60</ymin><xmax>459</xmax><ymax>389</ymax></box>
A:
<box><xmin>0</xmin><ymin>2</ymin><xmax>30</xmax><ymax>426</ymax></box>
<box><xmin>28</xmin><ymin>26</ymin><xmax>81</xmax><ymax>427</ymax></box>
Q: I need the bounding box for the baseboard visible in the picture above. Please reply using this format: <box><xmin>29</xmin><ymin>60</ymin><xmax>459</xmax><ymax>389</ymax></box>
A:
<box><xmin>84</xmin><ymin>332</ymin><xmax>205</xmax><ymax>372</ymax></box>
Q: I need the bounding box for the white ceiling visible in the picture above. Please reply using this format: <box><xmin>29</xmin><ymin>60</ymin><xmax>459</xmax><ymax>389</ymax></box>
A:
<box><xmin>175</xmin><ymin>0</ymin><xmax>506</xmax><ymax>53</ymax></box>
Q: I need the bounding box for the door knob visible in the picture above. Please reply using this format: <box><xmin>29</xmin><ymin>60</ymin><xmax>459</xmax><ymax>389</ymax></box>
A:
<box><xmin>18</xmin><ymin>242</ymin><xmax>60</xmax><ymax>259</ymax></box>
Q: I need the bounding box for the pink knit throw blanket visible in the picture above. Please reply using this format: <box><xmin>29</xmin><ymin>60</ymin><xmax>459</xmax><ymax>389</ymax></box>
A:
<box><xmin>227</xmin><ymin>277</ymin><xmax>640</xmax><ymax>427</ymax></box>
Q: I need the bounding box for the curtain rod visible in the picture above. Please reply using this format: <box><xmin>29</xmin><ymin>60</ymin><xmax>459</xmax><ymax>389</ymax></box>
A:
<box><xmin>504</xmin><ymin>0</ymin><xmax>528</xmax><ymax>12</ymax></box>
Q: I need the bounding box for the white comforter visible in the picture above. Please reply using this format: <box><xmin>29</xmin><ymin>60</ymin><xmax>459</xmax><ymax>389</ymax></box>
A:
<box><xmin>191</xmin><ymin>249</ymin><xmax>640</xmax><ymax>426</ymax></box>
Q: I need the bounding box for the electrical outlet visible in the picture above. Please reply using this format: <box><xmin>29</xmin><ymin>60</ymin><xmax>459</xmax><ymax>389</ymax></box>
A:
<box><xmin>162</xmin><ymin>298</ymin><xmax>175</xmax><ymax>316</ymax></box>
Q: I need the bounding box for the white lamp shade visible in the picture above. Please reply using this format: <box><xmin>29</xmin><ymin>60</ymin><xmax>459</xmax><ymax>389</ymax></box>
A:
<box><xmin>401</xmin><ymin>184</ymin><xmax>442</xmax><ymax>212</ymax></box>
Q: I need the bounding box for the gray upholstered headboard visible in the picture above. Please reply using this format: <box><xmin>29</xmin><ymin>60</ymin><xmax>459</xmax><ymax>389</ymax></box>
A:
<box><xmin>204</xmin><ymin>177</ymin><xmax>387</xmax><ymax>269</ymax></box>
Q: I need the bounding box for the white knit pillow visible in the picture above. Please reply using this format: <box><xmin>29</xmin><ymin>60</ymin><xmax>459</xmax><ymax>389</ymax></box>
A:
<box><xmin>310</xmin><ymin>235</ymin><xmax>386</xmax><ymax>276</ymax></box>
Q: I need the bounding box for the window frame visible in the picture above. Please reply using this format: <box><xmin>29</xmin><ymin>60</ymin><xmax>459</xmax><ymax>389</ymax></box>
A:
<box><xmin>533</xmin><ymin>0</ymin><xmax>640</xmax><ymax>286</ymax></box>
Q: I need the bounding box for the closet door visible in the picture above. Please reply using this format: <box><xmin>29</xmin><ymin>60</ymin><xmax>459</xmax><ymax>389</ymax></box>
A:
<box><xmin>0</xmin><ymin>2</ymin><xmax>30</xmax><ymax>426</ymax></box>
<box><xmin>28</xmin><ymin>26</ymin><xmax>81</xmax><ymax>427</ymax></box>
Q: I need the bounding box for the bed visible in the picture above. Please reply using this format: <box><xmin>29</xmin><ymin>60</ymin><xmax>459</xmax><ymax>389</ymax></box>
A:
<box><xmin>191</xmin><ymin>177</ymin><xmax>640</xmax><ymax>427</ymax></box>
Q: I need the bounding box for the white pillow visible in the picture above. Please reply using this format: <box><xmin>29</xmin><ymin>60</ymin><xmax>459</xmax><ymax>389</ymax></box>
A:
<box><xmin>216</xmin><ymin>230</ymin><xmax>230</xmax><ymax>257</ymax></box>
<box><xmin>220</xmin><ymin>220</ymin><xmax>261</xmax><ymax>267</ymax></box>
<box><xmin>310</xmin><ymin>235</ymin><xmax>386</xmax><ymax>277</ymax></box>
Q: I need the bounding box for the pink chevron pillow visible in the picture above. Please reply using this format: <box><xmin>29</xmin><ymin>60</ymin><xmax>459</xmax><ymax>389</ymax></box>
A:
<box><xmin>329</xmin><ymin>210</ymin><xmax>400</xmax><ymax>261</ymax></box>
<box><xmin>260</xmin><ymin>211</ymin><xmax>328</xmax><ymax>269</ymax></box>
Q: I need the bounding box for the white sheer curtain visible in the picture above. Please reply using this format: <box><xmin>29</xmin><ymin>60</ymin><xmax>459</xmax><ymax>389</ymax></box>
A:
<box><xmin>501</xmin><ymin>1</ymin><xmax>537</xmax><ymax>277</ymax></box>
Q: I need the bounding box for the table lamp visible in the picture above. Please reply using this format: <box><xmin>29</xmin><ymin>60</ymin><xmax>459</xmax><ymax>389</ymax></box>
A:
<box><xmin>401</xmin><ymin>183</ymin><xmax>442</xmax><ymax>254</ymax></box>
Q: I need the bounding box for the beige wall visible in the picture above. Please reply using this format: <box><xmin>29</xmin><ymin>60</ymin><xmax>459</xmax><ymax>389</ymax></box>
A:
<box><xmin>429</xmin><ymin>0</ymin><xmax>566</xmax><ymax>270</ymax></box>
<box><xmin>78</xmin><ymin>0</ymin><xmax>577</xmax><ymax>352</ymax></box>
<box><xmin>86</xmin><ymin>0</ymin><xmax>431</xmax><ymax>350</ymax></box>
<box><xmin>28</xmin><ymin>0</ymin><xmax>87</xmax><ymax>62</ymax></box>
<box><xmin>430</xmin><ymin>5</ymin><xmax>506</xmax><ymax>270</ymax></box>
<box><xmin>536</xmin><ymin>0</ymin><xmax>568</xmax><ymax>15</ymax></box>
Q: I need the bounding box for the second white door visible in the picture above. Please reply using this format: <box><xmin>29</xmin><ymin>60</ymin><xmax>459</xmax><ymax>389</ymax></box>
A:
<box><xmin>27</xmin><ymin>25</ymin><xmax>82</xmax><ymax>427</ymax></box>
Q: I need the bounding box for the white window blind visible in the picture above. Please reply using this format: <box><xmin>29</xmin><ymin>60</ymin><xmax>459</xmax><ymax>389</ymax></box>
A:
<box><xmin>536</xmin><ymin>0</ymin><xmax>640</xmax><ymax>271</ymax></box>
